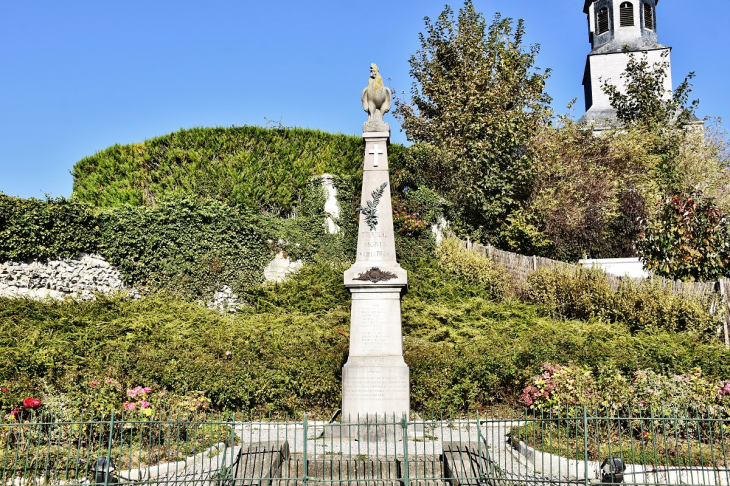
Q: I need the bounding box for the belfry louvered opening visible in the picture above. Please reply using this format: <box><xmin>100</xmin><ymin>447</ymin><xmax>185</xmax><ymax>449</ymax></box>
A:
<box><xmin>644</xmin><ymin>3</ymin><xmax>655</xmax><ymax>29</ymax></box>
<box><xmin>597</xmin><ymin>7</ymin><xmax>610</xmax><ymax>34</ymax></box>
<box><xmin>620</xmin><ymin>2</ymin><xmax>634</xmax><ymax>26</ymax></box>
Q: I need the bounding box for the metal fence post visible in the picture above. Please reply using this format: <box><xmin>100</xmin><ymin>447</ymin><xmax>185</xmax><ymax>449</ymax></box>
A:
<box><xmin>302</xmin><ymin>412</ymin><xmax>308</xmax><ymax>485</ymax></box>
<box><xmin>105</xmin><ymin>410</ymin><xmax>115</xmax><ymax>486</ymax></box>
<box><xmin>476</xmin><ymin>410</ymin><xmax>485</xmax><ymax>481</ymax></box>
<box><xmin>401</xmin><ymin>413</ymin><xmax>410</xmax><ymax>486</ymax></box>
<box><xmin>220</xmin><ymin>412</ymin><xmax>234</xmax><ymax>482</ymax></box>
<box><xmin>583</xmin><ymin>405</ymin><xmax>589</xmax><ymax>486</ymax></box>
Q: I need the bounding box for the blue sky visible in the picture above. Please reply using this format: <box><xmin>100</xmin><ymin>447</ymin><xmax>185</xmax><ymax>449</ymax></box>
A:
<box><xmin>1</xmin><ymin>0</ymin><xmax>728</xmax><ymax>199</ymax></box>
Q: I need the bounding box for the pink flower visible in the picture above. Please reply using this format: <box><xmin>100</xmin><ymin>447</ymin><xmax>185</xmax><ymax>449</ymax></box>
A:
<box><xmin>123</xmin><ymin>402</ymin><xmax>136</xmax><ymax>410</ymax></box>
<box><xmin>139</xmin><ymin>400</ymin><xmax>150</xmax><ymax>409</ymax></box>
<box><xmin>22</xmin><ymin>397</ymin><xmax>42</xmax><ymax>408</ymax></box>
<box><xmin>143</xmin><ymin>387</ymin><xmax>151</xmax><ymax>394</ymax></box>
<box><xmin>225</xmin><ymin>351</ymin><xmax>232</xmax><ymax>357</ymax></box>
<box><xmin>126</xmin><ymin>389</ymin><xmax>137</xmax><ymax>397</ymax></box>
<box><xmin>1</xmin><ymin>388</ymin><xmax>7</xmax><ymax>393</ymax></box>
<box><xmin>639</xmin><ymin>400</ymin><xmax>647</xmax><ymax>406</ymax></box>
<box><xmin>159</xmin><ymin>391</ymin><xmax>166</xmax><ymax>397</ymax></box>
<box><xmin>89</xmin><ymin>381</ymin><xmax>99</xmax><ymax>387</ymax></box>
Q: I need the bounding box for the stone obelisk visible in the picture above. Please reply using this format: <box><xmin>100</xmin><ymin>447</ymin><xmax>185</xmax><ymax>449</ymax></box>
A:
<box><xmin>341</xmin><ymin>64</ymin><xmax>409</xmax><ymax>435</ymax></box>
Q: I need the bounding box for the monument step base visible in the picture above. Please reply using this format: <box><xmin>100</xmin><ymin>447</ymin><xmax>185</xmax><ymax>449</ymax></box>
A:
<box><xmin>273</xmin><ymin>454</ymin><xmax>447</xmax><ymax>486</ymax></box>
<box><xmin>232</xmin><ymin>443</ymin><xmax>486</xmax><ymax>485</ymax></box>
<box><xmin>319</xmin><ymin>419</ymin><xmax>425</xmax><ymax>442</ymax></box>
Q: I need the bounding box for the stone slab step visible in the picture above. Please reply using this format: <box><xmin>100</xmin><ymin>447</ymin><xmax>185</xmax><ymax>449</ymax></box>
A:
<box><xmin>442</xmin><ymin>442</ymin><xmax>490</xmax><ymax>486</ymax></box>
<box><xmin>282</xmin><ymin>457</ymin><xmax>399</xmax><ymax>482</ymax></box>
<box><xmin>232</xmin><ymin>440</ymin><xmax>290</xmax><ymax>486</ymax></box>
<box><xmin>399</xmin><ymin>457</ymin><xmax>447</xmax><ymax>486</ymax></box>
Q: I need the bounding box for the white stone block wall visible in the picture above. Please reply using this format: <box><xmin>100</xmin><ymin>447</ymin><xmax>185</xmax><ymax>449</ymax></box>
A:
<box><xmin>0</xmin><ymin>254</ymin><xmax>136</xmax><ymax>300</ymax></box>
<box><xmin>578</xmin><ymin>257</ymin><xmax>649</xmax><ymax>279</ymax></box>
<box><xmin>263</xmin><ymin>251</ymin><xmax>304</xmax><ymax>283</ymax></box>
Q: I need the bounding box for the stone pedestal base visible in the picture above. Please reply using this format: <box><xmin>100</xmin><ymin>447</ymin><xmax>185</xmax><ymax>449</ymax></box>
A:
<box><xmin>342</xmin><ymin>356</ymin><xmax>409</xmax><ymax>419</ymax></box>
<box><xmin>327</xmin><ymin>356</ymin><xmax>409</xmax><ymax>441</ymax></box>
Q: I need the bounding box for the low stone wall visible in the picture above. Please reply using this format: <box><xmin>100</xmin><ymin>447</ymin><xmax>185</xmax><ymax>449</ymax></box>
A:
<box><xmin>263</xmin><ymin>251</ymin><xmax>304</xmax><ymax>283</ymax></box>
<box><xmin>0</xmin><ymin>251</ymin><xmax>296</xmax><ymax>310</ymax></box>
<box><xmin>0</xmin><ymin>253</ymin><xmax>134</xmax><ymax>300</ymax></box>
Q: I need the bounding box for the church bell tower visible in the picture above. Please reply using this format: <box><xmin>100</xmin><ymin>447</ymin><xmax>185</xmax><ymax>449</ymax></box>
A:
<box><xmin>578</xmin><ymin>0</ymin><xmax>672</xmax><ymax>129</ymax></box>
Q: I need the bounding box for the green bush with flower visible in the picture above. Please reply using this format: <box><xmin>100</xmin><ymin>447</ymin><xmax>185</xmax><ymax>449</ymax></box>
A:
<box><xmin>392</xmin><ymin>200</ymin><xmax>429</xmax><ymax>237</ymax></box>
<box><xmin>517</xmin><ymin>363</ymin><xmax>730</xmax><ymax>462</ymax></box>
<box><xmin>521</xmin><ymin>362</ymin><xmax>730</xmax><ymax>414</ymax></box>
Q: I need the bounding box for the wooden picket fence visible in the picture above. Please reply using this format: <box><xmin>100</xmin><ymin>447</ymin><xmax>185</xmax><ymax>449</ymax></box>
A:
<box><xmin>459</xmin><ymin>238</ymin><xmax>730</xmax><ymax>348</ymax></box>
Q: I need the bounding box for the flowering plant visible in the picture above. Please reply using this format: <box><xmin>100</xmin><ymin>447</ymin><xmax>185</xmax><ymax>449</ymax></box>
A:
<box><xmin>392</xmin><ymin>200</ymin><xmax>429</xmax><ymax>237</ymax></box>
<box><xmin>22</xmin><ymin>397</ymin><xmax>42</xmax><ymax>409</ymax></box>
<box><xmin>522</xmin><ymin>363</ymin><xmax>730</xmax><ymax>414</ymax></box>
<box><xmin>520</xmin><ymin>363</ymin><xmax>596</xmax><ymax>409</ymax></box>
<box><xmin>124</xmin><ymin>386</ymin><xmax>156</xmax><ymax>417</ymax></box>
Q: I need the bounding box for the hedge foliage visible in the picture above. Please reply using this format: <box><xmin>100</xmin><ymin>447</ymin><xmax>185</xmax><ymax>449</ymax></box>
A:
<box><xmin>96</xmin><ymin>196</ymin><xmax>271</xmax><ymax>296</ymax></box>
<box><xmin>527</xmin><ymin>266</ymin><xmax>718</xmax><ymax>338</ymax></box>
<box><xmin>0</xmin><ymin>195</ymin><xmax>99</xmax><ymax>261</ymax></box>
<box><xmin>0</xmin><ymin>177</ymin><xmax>436</xmax><ymax>299</ymax></box>
<box><xmin>71</xmin><ymin>125</ymin><xmax>405</xmax><ymax>214</ymax></box>
<box><xmin>3</xmin><ymin>253</ymin><xmax>729</xmax><ymax>416</ymax></box>
<box><xmin>0</xmin><ymin>192</ymin><xmax>338</xmax><ymax>297</ymax></box>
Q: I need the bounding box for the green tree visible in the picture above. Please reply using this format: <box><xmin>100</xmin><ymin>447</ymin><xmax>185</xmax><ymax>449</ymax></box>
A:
<box><xmin>600</xmin><ymin>51</ymin><xmax>704</xmax><ymax>195</ymax></box>
<box><xmin>602</xmin><ymin>50</ymin><xmax>698</xmax><ymax>129</ymax></box>
<box><xmin>601</xmin><ymin>50</ymin><xmax>730</xmax><ymax>279</ymax></box>
<box><xmin>394</xmin><ymin>1</ymin><xmax>551</xmax><ymax>243</ymax></box>
<box><xmin>637</xmin><ymin>194</ymin><xmax>730</xmax><ymax>281</ymax></box>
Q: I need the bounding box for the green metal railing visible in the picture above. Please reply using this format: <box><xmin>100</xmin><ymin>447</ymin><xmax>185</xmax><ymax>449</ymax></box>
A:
<box><xmin>2</xmin><ymin>407</ymin><xmax>730</xmax><ymax>485</ymax></box>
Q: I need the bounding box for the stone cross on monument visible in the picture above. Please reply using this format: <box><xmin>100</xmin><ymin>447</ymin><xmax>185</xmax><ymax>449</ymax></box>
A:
<box><xmin>369</xmin><ymin>145</ymin><xmax>384</xmax><ymax>167</ymax></box>
<box><xmin>338</xmin><ymin>63</ymin><xmax>409</xmax><ymax>439</ymax></box>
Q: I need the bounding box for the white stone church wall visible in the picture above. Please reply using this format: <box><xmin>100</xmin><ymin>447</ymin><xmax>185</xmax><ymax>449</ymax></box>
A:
<box><xmin>587</xmin><ymin>48</ymin><xmax>672</xmax><ymax>111</ymax></box>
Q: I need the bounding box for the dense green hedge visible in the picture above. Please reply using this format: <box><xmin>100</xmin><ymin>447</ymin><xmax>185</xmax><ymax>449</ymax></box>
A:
<box><xmin>96</xmin><ymin>197</ymin><xmax>271</xmax><ymax>296</ymax></box>
<box><xmin>71</xmin><ymin>125</ymin><xmax>405</xmax><ymax>214</ymax></box>
<box><xmin>0</xmin><ymin>194</ymin><xmax>302</xmax><ymax>297</ymax></box>
<box><xmin>2</xmin><ymin>252</ymin><xmax>728</xmax><ymax>416</ymax></box>
<box><xmin>0</xmin><ymin>180</ymin><xmax>433</xmax><ymax>298</ymax></box>
<box><xmin>527</xmin><ymin>266</ymin><xmax>718</xmax><ymax>338</ymax></box>
<box><xmin>0</xmin><ymin>195</ymin><xmax>99</xmax><ymax>261</ymax></box>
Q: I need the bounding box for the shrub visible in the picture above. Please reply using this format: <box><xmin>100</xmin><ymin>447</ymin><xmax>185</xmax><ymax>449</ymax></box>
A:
<box><xmin>0</xmin><ymin>195</ymin><xmax>99</xmax><ymax>261</ymax></box>
<box><xmin>72</xmin><ymin>125</ymin><xmax>406</xmax><ymax>214</ymax></box>
<box><xmin>521</xmin><ymin>363</ymin><xmax>632</xmax><ymax>411</ymax></box>
<box><xmin>97</xmin><ymin>195</ymin><xmax>270</xmax><ymax>296</ymax></box>
<box><xmin>0</xmin><ymin>189</ymin><xmax>349</xmax><ymax>299</ymax></box>
<box><xmin>519</xmin><ymin>119</ymin><xmax>650</xmax><ymax>261</ymax></box>
<box><xmin>436</xmin><ymin>237</ymin><xmax>509</xmax><ymax>300</ymax></box>
<box><xmin>637</xmin><ymin>193</ymin><xmax>730</xmax><ymax>281</ymax></box>
<box><xmin>527</xmin><ymin>266</ymin><xmax>718</xmax><ymax>338</ymax></box>
<box><xmin>392</xmin><ymin>199</ymin><xmax>429</xmax><ymax>237</ymax></box>
<box><xmin>521</xmin><ymin>363</ymin><xmax>730</xmax><ymax>420</ymax></box>
<box><xmin>2</xmin><ymin>235</ymin><xmax>729</xmax><ymax>416</ymax></box>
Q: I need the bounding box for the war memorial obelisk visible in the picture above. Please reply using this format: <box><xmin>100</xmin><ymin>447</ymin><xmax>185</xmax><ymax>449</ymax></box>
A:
<box><xmin>341</xmin><ymin>64</ymin><xmax>409</xmax><ymax>434</ymax></box>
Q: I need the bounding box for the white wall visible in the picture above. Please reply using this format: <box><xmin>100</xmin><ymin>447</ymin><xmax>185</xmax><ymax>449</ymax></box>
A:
<box><xmin>588</xmin><ymin>48</ymin><xmax>672</xmax><ymax>110</ymax></box>
<box><xmin>578</xmin><ymin>257</ymin><xmax>649</xmax><ymax>279</ymax></box>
